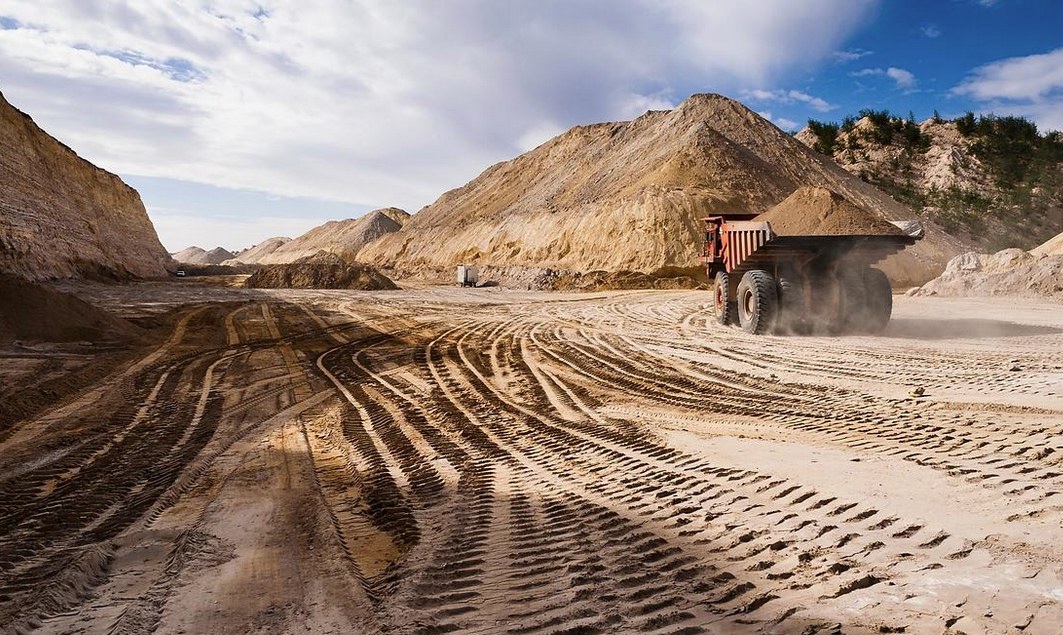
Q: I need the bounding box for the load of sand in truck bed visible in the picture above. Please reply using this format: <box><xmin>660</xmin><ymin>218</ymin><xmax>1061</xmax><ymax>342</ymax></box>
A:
<box><xmin>755</xmin><ymin>186</ymin><xmax>906</xmax><ymax>236</ymax></box>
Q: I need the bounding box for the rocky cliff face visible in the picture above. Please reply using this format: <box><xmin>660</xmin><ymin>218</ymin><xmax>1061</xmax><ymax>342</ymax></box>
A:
<box><xmin>359</xmin><ymin>94</ymin><xmax>962</xmax><ymax>286</ymax></box>
<box><xmin>796</xmin><ymin>115</ymin><xmax>1063</xmax><ymax>251</ymax></box>
<box><xmin>0</xmin><ymin>91</ymin><xmax>172</xmax><ymax>280</ymax></box>
<box><xmin>257</xmin><ymin>207</ymin><xmax>409</xmax><ymax>265</ymax></box>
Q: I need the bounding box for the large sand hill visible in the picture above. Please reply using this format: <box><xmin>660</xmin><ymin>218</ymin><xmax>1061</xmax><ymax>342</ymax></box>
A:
<box><xmin>360</xmin><ymin>94</ymin><xmax>962</xmax><ymax>286</ymax></box>
<box><xmin>258</xmin><ymin>207</ymin><xmax>409</xmax><ymax>265</ymax></box>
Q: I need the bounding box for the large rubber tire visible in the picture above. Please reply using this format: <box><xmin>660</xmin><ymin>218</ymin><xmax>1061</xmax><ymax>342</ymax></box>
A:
<box><xmin>736</xmin><ymin>270</ymin><xmax>778</xmax><ymax>335</ymax></box>
<box><xmin>838</xmin><ymin>266</ymin><xmax>893</xmax><ymax>334</ymax></box>
<box><xmin>775</xmin><ymin>272</ymin><xmax>807</xmax><ymax>335</ymax></box>
<box><xmin>713</xmin><ymin>271</ymin><xmax>737</xmax><ymax>326</ymax></box>
<box><xmin>862</xmin><ymin>268</ymin><xmax>893</xmax><ymax>333</ymax></box>
<box><xmin>804</xmin><ymin>273</ymin><xmax>845</xmax><ymax>335</ymax></box>
<box><xmin>837</xmin><ymin>268</ymin><xmax>868</xmax><ymax>334</ymax></box>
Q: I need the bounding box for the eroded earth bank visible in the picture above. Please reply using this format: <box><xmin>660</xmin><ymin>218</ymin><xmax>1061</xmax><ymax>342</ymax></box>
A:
<box><xmin>1</xmin><ymin>285</ymin><xmax>1061</xmax><ymax>634</ymax></box>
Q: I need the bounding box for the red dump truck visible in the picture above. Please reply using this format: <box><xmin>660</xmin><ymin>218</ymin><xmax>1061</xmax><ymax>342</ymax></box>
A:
<box><xmin>702</xmin><ymin>215</ymin><xmax>920</xmax><ymax>335</ymax></box>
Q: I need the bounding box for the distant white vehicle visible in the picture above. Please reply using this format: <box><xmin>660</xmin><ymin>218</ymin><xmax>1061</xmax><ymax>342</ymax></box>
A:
<box><xmin>457</xmin><ymin>264</ymin><xmax>478</xmax><ymax>287</ymax></box>
<box><xmin>176</xmin><ymin>269</ymin><xmax>186</xmax><ymax>277</ymax></box>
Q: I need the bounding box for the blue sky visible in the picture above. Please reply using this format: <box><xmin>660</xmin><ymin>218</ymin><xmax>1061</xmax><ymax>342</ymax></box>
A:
<box><xmin>0</xmin><ymin>1</ymin><xmax>1061</xmax><ymax>251</ymax></box>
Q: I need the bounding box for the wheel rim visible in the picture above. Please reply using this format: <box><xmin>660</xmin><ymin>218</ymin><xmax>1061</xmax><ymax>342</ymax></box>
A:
<box><xmin>743</xmin><ymin>290</ymin><xmax>755</xmax><ymax>319</ymax></box>
<box><xmin>715</xmin><ymin>285</ymin><xmax>725</xmax><ymax>309</ymax></box>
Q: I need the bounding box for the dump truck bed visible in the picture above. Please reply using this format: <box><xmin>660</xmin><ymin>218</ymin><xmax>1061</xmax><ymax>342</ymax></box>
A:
<box><xmin>703</xmin><ymin>218</ymin><xmax>917</xmax><ymax>274</ymax></box>
<box><xmin>726</xmin><ymin>234</ymin><xmax>917</xmax><ymax>272</ymax></box>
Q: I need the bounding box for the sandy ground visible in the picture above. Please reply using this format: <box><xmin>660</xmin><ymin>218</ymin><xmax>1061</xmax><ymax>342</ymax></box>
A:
<box><xmin>1</xmin><ymin>282</ymin><xmax>1061</xmax><ymax>634</ymax></box>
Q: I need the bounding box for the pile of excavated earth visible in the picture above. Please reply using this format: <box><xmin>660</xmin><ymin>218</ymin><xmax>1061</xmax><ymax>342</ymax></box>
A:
<box><xmin>244</xmin><ymin>251</ymin><xmax>398</xmax><ymax>290</ymax></box>
<box><xmin>479</xmin><ymin>266</ymin><xmax>702</xmax><ymax>291</ymax></box>
<box><xmin>225</xmin><ymin>208</ymin><xmax>409</xmax><ymax>266</ymax></box>
<box><xmin>358</xmin><ymin>94</ymin><xmax>961</xmax><ymax>287</ymax></box>
<box><xmin>222</xmin><ymin>236</ymin><xmax>291</xmax><ymax>265</ymax></box>
<box><xmin>0</xmin><ymin>273</ymin><xmax>140</xmax><ymax>343</ymax></box>
<box><xmin>171</xmin><ymin>246</ymin><xmax>235</xmax><ymax>265</ymax></box>
<box><xmin>917</xmin><ymin>231</ymin><xmax>1063</xmax><ymax>298</ymax></box>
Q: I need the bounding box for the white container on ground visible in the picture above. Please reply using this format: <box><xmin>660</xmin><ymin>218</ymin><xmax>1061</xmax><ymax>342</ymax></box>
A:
<box><xmin>457</xmin><ymin>264</ymin><xmax>478</xmax><ymax>287</ymax></box>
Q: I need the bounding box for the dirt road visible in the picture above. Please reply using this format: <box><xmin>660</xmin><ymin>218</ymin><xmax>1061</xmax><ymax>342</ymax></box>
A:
<box><xmin>1</xmin><ymin>285</ymin><xmax>1061</xmax><ymax>634</ymax></box>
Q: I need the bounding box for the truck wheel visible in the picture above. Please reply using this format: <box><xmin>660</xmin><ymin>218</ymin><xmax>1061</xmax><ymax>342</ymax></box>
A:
<box><xmin>713</xmin><ymin>271</ymin><xmax>737</xmax><ymax>326</ymax></box>
<box><xmin>775</xmin><ymin>273</ymin><xmax>807</xmax><ymax>334</ymax></box>
<box><xmin>863</xmin><ymin>268</ymin><xmax>893</xmax><ymax>333</ymax></box>
<box><xmin>838</xmin><ymin>267</ymin><xmax>892</xmax><ymax>334</ymax></box>
<box><xmin>838</xmin><ymin>268</ymin><xmax>869</xmax><ymax>334</ymax></box>
<box><xmin>737</xmin><ymin>270</ymin><xmax>778</xmax><ymax>334</ymax></box>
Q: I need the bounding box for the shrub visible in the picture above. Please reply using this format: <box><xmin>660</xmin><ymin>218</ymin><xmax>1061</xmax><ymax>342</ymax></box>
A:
<box><xmin>858</xmin><ymin>109</ymin><xmax>894</xmax><ymax>144</ymax></box>
<box><xmin>807</xmin><ymin>119</ymin><xmax>840</xmax><ymax>155</ymax></box>
<box><xmin>955</xmin><ymin>111</ymin><xmax>977</xmax><ymax>136</ymax></box>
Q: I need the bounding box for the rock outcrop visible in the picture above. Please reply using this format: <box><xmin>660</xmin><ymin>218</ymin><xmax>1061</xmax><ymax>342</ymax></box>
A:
<box><xmin>359</xmin><ymin>94</ymin><xmax>961</xmax><ymax>286</ymax></box>
<box><xmin>915</xmin><ymin>248</ymin><xmax>1063</xmax><ymax>299</ymax></box>
<box><xmin>244</xmin><ymin>252</ymin><xmax>398</xmax><ymax>290</ymax></box>
<box><xmin>796</xmin><ymin>115</ymin><xmax>1063</xmax><ymax>251</ymax></box>
<box><xmin>0</xmin><ymin>91</ymin><xmax>171</xmax><ymax>280</ymax></box>
<box><xmin>258</xmin><ymin>208</ymin><xmax>409</xmax><ymax>265</ymax></box>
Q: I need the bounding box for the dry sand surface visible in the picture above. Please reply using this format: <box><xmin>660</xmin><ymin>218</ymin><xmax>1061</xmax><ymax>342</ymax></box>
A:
<box><xmin>1</xmin><ymin>282</ymin><xmax>1062</xmax><ymax>634</ymax></box>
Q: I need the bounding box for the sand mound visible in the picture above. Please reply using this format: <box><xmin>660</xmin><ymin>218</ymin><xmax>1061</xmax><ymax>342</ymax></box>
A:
<box><xmin>755</xmin><ymin>187</ymin><xmax>905</xmax><ymax>236</ymax></box>
<box><xmin>915</xmin><ymin>248</ymin><xmax>1063</xmax><ymax>298</ymax></box>
<box><xmin>1032</xmin><ymin>231</ymin><xmax>1063</xmax><ymax>257</ymax></box>
<box><xmin>359</xmin><ymin>94</ymin><xmax>961</xmax><ymax>287</ymax></box>
<box><xmin>258</xmin><ymin>208</ymin><xmax>408</xmax><ymax>265</ymax></box>
<box><xmin>229</xmin><ymin>237</ymin><xmax>291</xmax><ymax>264</ymax></box>
<box><xmin>244</xmin><ymin>252</ymin><xmax>398</xmax><ymax>290</ymax></box>
<box><xmin>172</xmin><ymin>246</ymin><xmax>235</xmax><ymax>265</ymax></box>
<box><xmin>0</xmin><ymin>274</ymin><xmax>142</xmax><ymax>343</ymax></box>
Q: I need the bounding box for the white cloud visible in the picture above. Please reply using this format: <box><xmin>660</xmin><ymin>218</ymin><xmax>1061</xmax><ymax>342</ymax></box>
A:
<box><xmin>850</xmin><ymin>68</ymin><xmax>883</xmax><ymax>78</ymax></box>
<box><xmin>742</xmin><ymin>89</ymin><xmax>835</xmax><ymax>112</ymax></box>
<box><xmin>833</xmin><ymin>48</ymin><xmax>873</xmax><ymax>62</ymax></box>
<box><xmin>886</xmin><ymin>67</ymin><xmax>917</xmax><ymax>89</ymax></box>
<box><xmin>952</xmin><ymin>47</ymin><xmax>1063</xmax><ymax>132</ymax></box>
<box><xmin>920</xmin><ymin>25</ymin><xmax>941</xmax><ymax>38</ymax></box>
<box><xmin>850</xmin><ymin>66</ymin><xmax>917</xmax><ymax>90</ymax></box>
<box><xmin>953</xmin><ymin>47</ymin><xmax>1063</xmax><ymax>101</ymax></box>
<box><xmin>0</xmin><ymin>0</ymin><xmax>877</xmax><ymax>222</ymax></box>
